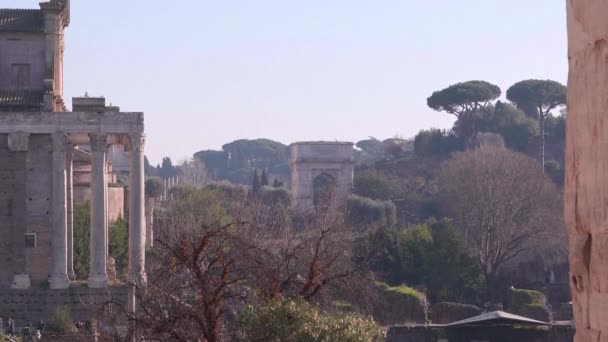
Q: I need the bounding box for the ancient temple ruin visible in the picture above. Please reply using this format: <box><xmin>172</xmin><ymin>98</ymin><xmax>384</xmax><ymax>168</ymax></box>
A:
<box><xmin>0</xmin><ymin>1</ymin><xmax>146</xmax><ymax>290</ymax></box>
<box><xmin>290</xmin><ymin>141</ymin><xmax>354</xmax><ymax>210</ymax></box>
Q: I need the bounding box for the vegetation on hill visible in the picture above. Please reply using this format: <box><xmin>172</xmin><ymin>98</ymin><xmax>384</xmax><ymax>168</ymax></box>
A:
<box><xmin>128</xmin><ymin>78</ymin><xmax>568</xmax><ymax>338</ymax></box>
<box><xmin>232</xmin><ymin>299</ymin><xmax>384</xmax><ymax>342</ymax></box>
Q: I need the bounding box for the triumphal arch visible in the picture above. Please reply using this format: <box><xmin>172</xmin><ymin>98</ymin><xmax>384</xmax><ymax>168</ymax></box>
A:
<box><xmin>0</xmin><ymin>0</ymin><xmax>146</xmax><ymax>291</ymax></box>
<box><xmin>290</xmin><ymin>141</ymin><xmax>355</xmax><ymax>210</ymax></box>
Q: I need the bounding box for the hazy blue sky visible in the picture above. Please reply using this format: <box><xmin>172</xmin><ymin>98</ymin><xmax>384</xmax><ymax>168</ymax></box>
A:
<box><xmin>4</xmin><ymin>0</ymin><xmax>567</xmax><ymax>164</ymax></box>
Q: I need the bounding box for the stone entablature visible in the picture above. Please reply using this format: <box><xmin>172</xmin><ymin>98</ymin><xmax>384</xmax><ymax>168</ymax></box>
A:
<box><xmin>291</xmin><ymin>141</ymin><xmax>355</xmax><ymax>211</ymax></box>
<box><xmin>0</xmin><ymin>112</ymin><xmax>143</xmax><ymax>135</ymax></box>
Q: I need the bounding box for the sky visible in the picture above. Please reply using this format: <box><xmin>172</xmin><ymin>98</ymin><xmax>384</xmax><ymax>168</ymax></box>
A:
<box><xmin>3</xmin><ymin>0</ymin><xmax>567</xmax><ymax>164</ymax></box>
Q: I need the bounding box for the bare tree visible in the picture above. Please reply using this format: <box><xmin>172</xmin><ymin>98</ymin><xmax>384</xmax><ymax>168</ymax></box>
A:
<box><xmin>105</xmin><ymin>187</ymin><xmax>375</xmax><ymax>341</ymax></box>
<box><xmin>178</xmin><ymin>158</ymin><xmax>208</xmax><ymax>187</ymax></box>
<box><xmin>237</xmin><ymin>200</ymin><xmax>373</xmax><ymax>302</ymax></box>
<box><xmin>438</xmin><ymin>146</ymin><xmax>565</xmax><ymax>291</ymax></box>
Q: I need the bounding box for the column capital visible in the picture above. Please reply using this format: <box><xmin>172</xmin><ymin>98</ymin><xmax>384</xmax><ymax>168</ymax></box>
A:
<box><xmin>89</xmin><ymin>133</ymin><xmax>107</xmax><ymax>152</ymax></box>
<box><xmin>130</xmin><ymin>133</ymin><xmax>146</xmax><ymax>152</ymax></box>
<box><xmin>51</xmin><ymin>132</ymin><xmax>68</xmax><ymax>152</ymax></box>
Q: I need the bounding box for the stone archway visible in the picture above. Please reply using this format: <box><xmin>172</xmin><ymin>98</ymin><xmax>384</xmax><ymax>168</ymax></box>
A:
<box><xmin>313</xmin><ymin>172</ymin><xmax>337</xmax><ymax>211</ymax></box>
<box><xmin>290</xmin><ymin>142</ymin><xmax>354</xmax><ymax>211</ymax></box>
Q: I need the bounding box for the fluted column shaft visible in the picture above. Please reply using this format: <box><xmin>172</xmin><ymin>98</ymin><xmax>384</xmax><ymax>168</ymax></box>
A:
<box><xmin>49</xmin><ymin>132</ymin><xmax>70</xmax><ymax>289</ymax></box>
<box><xmin>88</xmin><ymin>133</ymin><xmax>109</xmax><ymax>288</ymax></box>
<box><xmin>128</xmin><ymin>133</ymin><xmax>146</xmax><ymax>313</ymax></box>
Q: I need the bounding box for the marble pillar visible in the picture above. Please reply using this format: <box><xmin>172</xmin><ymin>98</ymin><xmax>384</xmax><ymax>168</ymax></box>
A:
<box><xmin>88</xmin><ymin>133</ymin><xmax>109</xmax><ymax>288</ymax></box>
<box><xmin>128</xmin><ymin>133</ymin><xmax>146</xmax><ymax>312</ymax></box>
<box><xmin>66</xmin><ymin>143</ymin><xmax>75</xmax><ymax>279</ymax></box>
<box><xmin>49</xmin><ymin>132</ymin><xmax>70</xmax><ymax>289</ymax></box>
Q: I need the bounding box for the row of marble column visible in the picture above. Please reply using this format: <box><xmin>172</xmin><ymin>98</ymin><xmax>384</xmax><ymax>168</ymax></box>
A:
<box><xmin>47</xmin><ymin>132</ymin><xmax>146</xmax><ymax>289</ymax></box>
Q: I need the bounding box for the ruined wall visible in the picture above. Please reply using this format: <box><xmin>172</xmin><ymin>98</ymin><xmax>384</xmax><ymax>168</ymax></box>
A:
<box><xmin>0</xmin><ymin>286</ymin><xmax>128</xmax><ymax>326</ymax></box>
<box><xmin>108</xmin><ymin>185</ymin><xmax>124</xmax><ymax>222</ymax></box>
<box><xmin>0</xmin><ymin>33</ymin><xmax>45</xmax><ymax>90</ymax></box>
<box><xmin>565</xmin><ymin>1</ymin><xmax>608</xmax><ymax>341</ymax></box>
<box><xmin>0</xmin><ymin>134</ymin><xmax>27</xmax><ymax>287</ymax></box>
<box><xmin>25</xmin><ymin>134</ymin><xmax>53</xmax><ymax>284</ymax></box>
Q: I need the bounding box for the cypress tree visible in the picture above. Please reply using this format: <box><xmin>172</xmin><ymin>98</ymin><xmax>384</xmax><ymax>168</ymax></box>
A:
<box><xmin>261</xmin><ymin>169</ymin><xmax>269</xmax><ymax>187</ymax></box>
<box><xmin>252</xmin><ymin>169</ymin><xmax>261</xmax><ymax>194</ymax></box>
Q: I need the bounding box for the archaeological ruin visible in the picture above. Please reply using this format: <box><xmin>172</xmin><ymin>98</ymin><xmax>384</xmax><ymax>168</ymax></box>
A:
<box><xmin>566</xmin><ymin>1</ymin><xmax>608</xmax><ymax>341</ymax></box>
<box><xmin>0</xmin><ymin>0</ymin><xmax>146</xmax><ymax>295</ymax></box>
<box><xmin>290</xmin><ymin>141</ymin><xmax>355</xmax><ymax>210</ymax></box>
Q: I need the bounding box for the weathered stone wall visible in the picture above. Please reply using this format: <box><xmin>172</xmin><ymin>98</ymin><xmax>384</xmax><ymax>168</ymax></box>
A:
<box><xmin>25</xmin><ymin>134</ymin><xmax>53</xmax><ymax>284</ymax></box>
<box><xmin>385</xmin><ymin>324</ymin><xmax>574</xmax><ymax>342</ymax></box>
<box><xmin>385</xmin><ymin>325</ymin><xmax>441</xmax><ymax>342</ymax></box>
<box><xmin>0</xmin><ymin>32</ymin><xmax>45</xmax><ymax>91</ymax></box>
<box><xmin>108</xmin><ymin>185</ymin><xmax>124</xmax><ymax>222</ymax></box>
<box><xmin>0</xmin><ymin>286</ymin><xmax>128</xmax><ymax>326</ymax></box>
<box><xmin>430</xmin><ymin>302</ymin><xmax>481</xmax><ymax>324</ymax></box>
<box><xmin>0</xmin><ymin>133</ymin><xmax>27</xmax><ymax>287</ymax></box>
<box><xmin>565</xmin><ymin>1</ymin><xmax>608</xmax><ymax>340</ymax></box>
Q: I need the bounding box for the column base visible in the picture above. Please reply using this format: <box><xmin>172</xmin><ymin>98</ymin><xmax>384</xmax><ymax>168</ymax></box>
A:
<box><xmin>49</xmin><ymin>274</ymin><xmax>71</xmax><ymax>289</ymax></box>
<box><xmin>87</xmin><ymin>274</ymin><xmax>109</xmax><ymax>288</ymax></box>
<box><xmin>68</xmin><ymin>272</ymin><xmax>77</xmax><ymax>280</ymax></box>
<box><xmin>11</xmin><ymin>274</ymin><xmax>31</xmax><ymax>289</ymax></box>
<box><xmin>128</xmin><ymin>271</ymin><xmax>147</xmax><ymax>287</ymax></box>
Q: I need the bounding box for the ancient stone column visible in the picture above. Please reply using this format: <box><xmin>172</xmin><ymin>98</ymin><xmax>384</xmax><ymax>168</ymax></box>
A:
<box><xmin>105</xmin><ymin>154</ymin><xmax>109</xmax><ymax>262</ymax></box>
<box><xmin>566</xmin><ymin>2</ymin><xmax>608</xmax><ymax>340</ymax></box>
<box><xmin>88</xmin><ymin>133</ymin><xmax>109</xmax><ymax>288</ymax></box>
<box><xmin>128</xmin><ymin>133</ymin><xmax>147</xmax><ymax>312</ymax></box>
<box><xmin>49</xmin><ymin>132</ymin><xmax>70</xmax><ymax>289</ymax></box>
<box><xmin>145</xmin><ymin>197</ymin><xmax>155</xmax><ymax>248</ymax></box>
<box><xmin>66</xmin><ymin>143</ymin><xmax>76</xmax><ymax>279</ymax></box>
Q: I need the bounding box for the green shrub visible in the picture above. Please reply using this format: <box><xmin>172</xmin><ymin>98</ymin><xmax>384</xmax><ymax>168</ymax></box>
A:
<box><xmin>205</xmin><ymin>181</ymin><xmax>248</xmax><ymax>201</ymax></box>
<box><xmin>232</xmin><ymin>299</ymin><xmax>384</xmax><ymax>342</ymax></box>
<box><xmin>109</xmin><ymin>217</ymin><xmax>129</xmax><ymax>279</ymax></box>
<box><xmin>145</xmin><ymin>177</ymin><xmax>164</xmax><ymax>198</ymax></box>
<box><xmin>431</xmin><ymin>302</ymin><xmax>482</xmax><ymax>324</ymax></box>
<box><xmin>259</xmin><ymin>186</ymin><xmax>290</xmax><ymax>206</ymax></box>
<box><xmin>346</xmin><ymin>195</ymin><xmax>396</xmax><ymax>227</ymax></box>
<box><xmin>73</xmin><ymin>204</ymin><xmax>90</xmax><ymax>279</ymax></box>
<box><xmin>517</xmin><ymin>303</ymin><xmax>552</xmax><ymax>322</ymax></box>
<box><xmin>353</xmin><ymin>171</ymin><xmax>397</xmax><ymax>200</ymax></box>
<box><xmin>47</xmin><ymin>305</ymin><xmax>77</xmax><ymax>334</ymax></box>
<box><xmin>414</xmin><ymin>128</ymin><xmax>463</xmax><ymax>157</ymax></box>
<box><xmin>375</xmin><ymin>283</ymin><xmax>428</xmax><ymax>325</ymax></box>
<box><xmin>363</xmin><ymin>223</ymin><xmax>483</xmax><ymax>303</ymax></box>
<box><xmin>510</xmin><ymin>288</ymin><xmax>546</xmax><ymax>308</ymax></box>
<box><xmin>509</xmin><ymin>288</ymin><xmax>552</xmax><ymax>322</ymax></box>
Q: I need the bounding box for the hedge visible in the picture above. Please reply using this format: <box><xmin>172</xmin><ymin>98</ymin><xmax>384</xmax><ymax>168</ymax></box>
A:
<box><xmin>346</xmin><ymin>195</ymin><xmax>397</xmax><ymax>227</ymax></box>
<box><xmin>375</xmin><ymin>282</ymin><xmax>428</xmax><ymax>325</ymax></box>
<box><xmin>431</xmin><ymin>302</ymin><xmax>482</xmax><ymax>324</ymax></box>
<box><xmin>509</xmin><ymin>288</ymin><xmax>552</xmax><ymax>322</ymax></box>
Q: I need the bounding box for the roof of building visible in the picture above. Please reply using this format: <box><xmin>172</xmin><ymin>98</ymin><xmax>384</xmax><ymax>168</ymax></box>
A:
<box><xmin>447</xmin><ymin>311</ymin><xmax>549</xmax><ymax>327</ymax></box>
<box><xmin>0</xmin><ymin>90</ymin><xmax>44</xmax><ymax>108</ymax></box>
<box><xmin>0</xmin><ymin>9</ymin><xmax>44</xmax><ymax>32</ymax></box>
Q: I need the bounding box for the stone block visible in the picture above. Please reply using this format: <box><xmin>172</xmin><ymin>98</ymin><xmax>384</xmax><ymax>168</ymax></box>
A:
<box><xmin>7</xmin><ymin>132</ymin><xmax>29</xmax><ymax>152</ymax></box>
<box><xmin>11</xmin><ymin>274</ymin><xmax>31</xmax><ymax>289</ymax></box>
